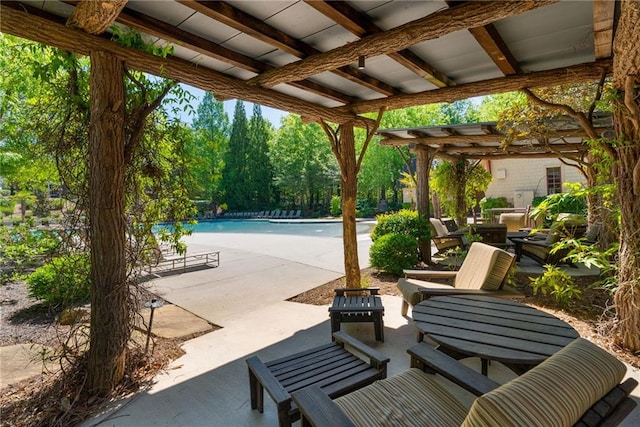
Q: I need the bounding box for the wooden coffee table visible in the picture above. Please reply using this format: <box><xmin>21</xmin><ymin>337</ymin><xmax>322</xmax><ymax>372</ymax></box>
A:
<box><xmin>412</xmin><ymin>295</ymin><xmax>579</xmax><ymax>375</ymax></box>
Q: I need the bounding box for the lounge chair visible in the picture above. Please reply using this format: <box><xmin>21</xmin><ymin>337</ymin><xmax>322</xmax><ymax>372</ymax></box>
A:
<box><xmin>499</xmin><ymin>212</ymin><xmax>526</xmax><ymax>231</ymax></box>
<box><xmin>429</xmin><ymin>218</ymin><xmax>466</xmax><ymax>256</ymax></box>
<box><xmin>512</xmin><ymin>219</ymin><xmax>588</xmax><ymax>266</ymax></box>
<box><xmin>292</xmin><ymin>338</ymin><xmax>638</xmax><ymax>427</ymax></box>
<box><xmin>398</xmin><ymin>242</ymin><xmax>518</xmax><ymax>316</ymax></box>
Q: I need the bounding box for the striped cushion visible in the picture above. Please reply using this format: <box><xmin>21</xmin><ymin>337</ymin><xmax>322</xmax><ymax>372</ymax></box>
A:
<box><xmin>335</xmin><ymin>368</ymin><xmax>466</xmax><ymax>427</ymax></box>
<box><xmin>461</xmin><ymin>338</ymin><xmax>627</xmax><ymax>427</ymax></box>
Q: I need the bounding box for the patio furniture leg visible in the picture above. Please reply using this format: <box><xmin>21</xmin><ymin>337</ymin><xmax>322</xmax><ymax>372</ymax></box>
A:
<box><xmin>374</xmin><ymin>312</ymin><xmax>384</xmax><ymax>342</ymax></box>
<box><xmin>276</xmin><ymin>402</ymin><xmax>292</xmax><ymax>427</ymax></box>
<box><xmin>248</xmin><ymin>367</ymin><xmax>263</xmax><ymax>412</ymax></box>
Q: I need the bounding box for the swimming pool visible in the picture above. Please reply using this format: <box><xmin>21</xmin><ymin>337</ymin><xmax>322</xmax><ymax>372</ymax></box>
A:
<box><xmin>156</xmin><ymin>219</ymin><xmax>372</xmax><ymax>238</ymax></box>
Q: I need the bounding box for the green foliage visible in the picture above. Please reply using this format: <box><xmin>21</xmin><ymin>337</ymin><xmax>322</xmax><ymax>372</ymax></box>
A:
<box><xmin>0</xmin><ymin>224</ymin><xmax>60</xmax><ymax>283</ymax></box>
<box><xmin>27</xmin><ymin>253</ymin><xmax>91</xmax><ymax>308</ymax></box>
<box><xmin>369</xmin><ymin>233</ymin><xmax>419</xmax><ymax>276</ymax></box>
<box><xmin>530</xmin><ymin>187</ymin><xmax>587</xmax><ymax>225</ymax></box>
<box><xmin>556</xmin><ymin>237</ymin><xmax>620</xmax><ymax>294</ymax></box>
<box><xmin>269</xmin><ymin>116</ymin><xmax>339</xmax><ymax>212</ymax></box>
<box><xmin>330</xmin><ymin>195</ymin><xmax>341</xmax><ymax>216</ymax></box>
<box><xmin>370</xmin><ymin>209</ymin><xmax>430</xmax><ymax>242</ymax></box>
<box><xmin>431</xmin><ymin>159</ymin><xmax>492</xmax><ymax>223</ymax></box>
<box><xmin>479</xmin><ymin>196</ymin><xmax>510</xmax><ymax>218</ymax></box>
<box><xmin>356</xmin><ymin>198</ymin><xmax>376</xmax><ymax>218</ymax></box>
<box><xmin>188</xmin><ymin>93</ymin><xmax>230</xmax><ymax>203</ymax></box>
<box><xmin>530</xmin><ymin>265</ymin><xmax>581</xmax><ymax>307</ymax></box>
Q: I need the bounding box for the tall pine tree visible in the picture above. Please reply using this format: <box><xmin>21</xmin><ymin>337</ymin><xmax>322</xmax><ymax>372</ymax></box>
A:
<box><xmin>247</xmin><ymin>104</ymin><xmax>273</xmax><ymax>210</ymax></box>
<box><xmin>222</xmin><ymin>100</ymin><xmax>249</xmax><ymax>210</ymax></box>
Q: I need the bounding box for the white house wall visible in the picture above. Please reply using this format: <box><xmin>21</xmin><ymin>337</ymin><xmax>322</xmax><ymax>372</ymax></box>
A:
<box><xmin>484</xmin><ymin>158</ymin><xmax>586</xmax><ymax>206</ymax></box>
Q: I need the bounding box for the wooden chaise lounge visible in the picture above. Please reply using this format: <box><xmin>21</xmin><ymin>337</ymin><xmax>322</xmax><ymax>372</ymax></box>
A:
<box><xmin>292</xmin><ymin>338</ymin><xmax>638</xmax><ymax>427</ymax></box>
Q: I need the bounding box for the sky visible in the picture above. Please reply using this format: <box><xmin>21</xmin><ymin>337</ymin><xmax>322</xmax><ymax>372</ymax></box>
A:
<box><xmin>181</xmin><ymin>85</ymin><xmax>288</xmax><ymax>127</ymax></box>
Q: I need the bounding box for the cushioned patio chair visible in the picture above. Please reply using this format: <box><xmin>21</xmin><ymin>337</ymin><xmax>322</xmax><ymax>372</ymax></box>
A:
<box><xmin>429</xmin><ymin>218</ymin><xmax>466</xmax><ymax>256</ymax></box>
<box><xmin>512</xmin><ymin>219</ymin><xmax>588</xmax><ymax>267</ymax></box>
<box><xmin>499</xmin><ymin>212</ymin><xmax>526</xmax><ymax>232</ymax></box>
<box><xmin>291</xmin><ymin>338</ymin><xmax>638</xmax><ymax>427</ymax></box>
<box><xmin>398</xmin><ymin>242</ymin><xmax>518</xmax><ymax>316</ymax></box>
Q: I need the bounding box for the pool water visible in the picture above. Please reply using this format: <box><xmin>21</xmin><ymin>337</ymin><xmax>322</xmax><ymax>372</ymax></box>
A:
<box><xmin>157</xmin><ymin>219</ymin><xmax>372</xmax><ymax>238</ymax></box>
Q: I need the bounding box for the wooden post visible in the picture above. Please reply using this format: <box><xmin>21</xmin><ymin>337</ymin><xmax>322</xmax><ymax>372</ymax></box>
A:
<box><xmin>87</xmin><ymin>50</ymin><xmax>129</xmax><ymax>393</ymax></box>
<box><xmin>339</xmin><ymin>124</ymin><xmax>361</xmax><ymax>288</ymax></box>
<box><xmin>415</xmin><ymin>145</ymin><xmax>435</xmax><ymax>261</ymax></box>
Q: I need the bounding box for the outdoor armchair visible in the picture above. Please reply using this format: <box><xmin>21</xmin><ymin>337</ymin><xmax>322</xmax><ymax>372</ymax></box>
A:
<box><xmin>429</xmin><ymin>218</ymin><xmax>466</xmax><ymax>256</ymax></box>
<box><xmin>512</xmin><ymin>219</ymin><xmax>588</xmax><ymax>267</ymax></box>
<box><xmin>397</xmin><ymin>242</ymin><xmax>518</xmax><ymax>316</ymax></box>
<box><xmin>291</xmin><ymin>338</ymin><xmax>638</xmax><ymax>427</ymax></box>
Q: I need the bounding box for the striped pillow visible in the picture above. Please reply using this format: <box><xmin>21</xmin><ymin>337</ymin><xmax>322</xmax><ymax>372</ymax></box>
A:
<box><xmin>461</xmin><ymin>338</ymin><xmax>627</xmax><ymax>427</ymax></box>
<box><xmin>335</xmin><ymin>368</ymin><xmax>467</xmax><ymax>427</ymax></box>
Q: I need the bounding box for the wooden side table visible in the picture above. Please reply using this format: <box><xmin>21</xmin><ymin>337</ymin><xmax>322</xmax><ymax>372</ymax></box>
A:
<box><xmin>246</xmin><ymin>331</ymin><xmax>389</xmax><ymax>427</ymax></box>
<box><xmin>329</xmin><ymin>287</ymin><xmax>385</xmax><ymax>342</ymax></box>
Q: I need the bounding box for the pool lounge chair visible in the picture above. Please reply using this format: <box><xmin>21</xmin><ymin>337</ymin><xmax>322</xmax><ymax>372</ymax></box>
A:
<box><xmin>292</xmin><ymin>338</ymin><xmax>638</xmax><ymax>427</ymax></box>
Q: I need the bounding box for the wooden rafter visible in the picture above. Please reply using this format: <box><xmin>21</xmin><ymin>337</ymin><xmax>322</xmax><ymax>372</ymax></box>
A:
<box><xmin>80</xmin><ymin>3</ymin><xmax>355</xmax><ymax>104</ymax></box>
<box><xmin>379</xmin><ymin>128</ymin><xmax>609</xmax><ymax>146</ymax></box>
<box><xmin>438</xmin><ymin>143</ymin><xmax>588</xmax><ymax>155</ymax></box>
<box><xmin>445</xmin><ymin>0</ymin><xmax>521</xmax><ymax>75</ymax></box>
<box><xmin>247</xmin><ymin>0</ymin><xmax>554</xmax><ymax>89</ymax></box>
<box><xmin>304</xmin><ymin>0</ymin><xmax>452</xmax><ymax>88</ymax></box>
<box><xmin>343</xmin><ymin>59</ymin><xmax>612</xmax><ymax>115</ymax></box>
<box><xmin>177</xmin><ymin>0</ymin><xmax>400</xmax><ymax>97</ymax></box>
<box><xmin>593</xmin><ymin>0</ymin><xmax>616</xmax><ymax>59</ymax></box>
<box><xmin>66</xmin><ymin>0</ymin><xmax>127</xmax><ymax>34</ymax></box>
<box><xmin>0</xmin><ymin>4</ymin><xmax>373</xmax><ymax>127</ymax></box>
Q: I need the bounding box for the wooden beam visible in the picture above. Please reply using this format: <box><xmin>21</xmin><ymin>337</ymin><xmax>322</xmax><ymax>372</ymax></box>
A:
<box><xmin>0</xmin><ymin>4</ymin><xmax>372</xmax><ymax>127</ymax></box>
<box><xmin>462</xmin><ymin>152</ymin><xmax>584</xmax><ymax>160</ymax></box>
<box><xmin>345</xmin><ymin>59</ymin><xmax>612</xmax><ymax>114</ymax></box>
<box><xmin>593</xmin><ymin>0</ymin><xmax>616</xmax><ymax>59</ymax></box>
<box><xmin>114</xmin><ymin>6</ymin><xmax>355</xmax><ymax>104</ymax></box>
<box><xmin>248</xmin><ymin>0</ymin><xmax>555</xmax><ymax>88</ymax></box>
<box><xmin>445</xmin><ymin>1</ymin><xmax>520</xmax><ymax>74</ymax></box>
<box><xmin>178</xmin><ymin>0</ymin><xmax>400</xmax><ymax>97</ymax></box>
<box><xmin>66</xmin><ymin>0</ymin><xmax>127</xmax><ymax>34</ymax></box>
<box><xmin>304</xmin><ymin>0</ymin><xmax>452</xmax><ymax>87</ymax></box>
<box><xmin>468</xmin><ymin>24</ymin><xmax>521</xmax><ymax>75</ymax></box>
<box><xmin>378</xmin><ymin>128</ymin><xmax>600</xmax><ymax>146</ymax></box>
<box><xmin>438</xmin><ymin>143</ymin><xmax>588</xmax><ymax>154</ymax></box>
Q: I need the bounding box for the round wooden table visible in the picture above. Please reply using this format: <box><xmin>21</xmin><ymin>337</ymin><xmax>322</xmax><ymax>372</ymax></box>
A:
<box><xmin>412</xmin><ymin>295</ymin><xmax>579</xmax><ymax>375</ymax></box>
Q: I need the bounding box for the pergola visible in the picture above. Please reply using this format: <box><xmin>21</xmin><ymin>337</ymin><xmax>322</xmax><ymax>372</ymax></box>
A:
<box><xmin>2</xmin><ymin>0</ymin><xmax>639</xmax><ymax>390</ymax></box>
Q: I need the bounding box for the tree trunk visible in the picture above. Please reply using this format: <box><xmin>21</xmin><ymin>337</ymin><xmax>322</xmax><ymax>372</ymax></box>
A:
<box><xmin>87</xmin><ymin>50</ymin><xmax>129</xmax><ymax>393</ymax></box>
<box><xmin>454</xmin><ymin>160</ymin><xmax>468</xmax><ymax>226</ymax></box>
<box><xmin>340</xmin><ymin>124</ymin><xmax>361</xmax><ymax>288</ymax></box>
<box><xmin>612</xmin><ymin>0</ymin><xmax>640</xmax><ymax>351</ymax></box>
<box><xmin>415</xmin><ymin>145</ymin><xmax>434</xmax><ymax>262</ymax></box>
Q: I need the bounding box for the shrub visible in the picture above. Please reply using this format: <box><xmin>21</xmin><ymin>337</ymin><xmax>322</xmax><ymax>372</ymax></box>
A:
<box><xmin>369</xmin><ymin>233</ymin><xmax>419</xmax><ymax>276</ymax></box>
<box><xmin>370</xmin><ymin>209</ymin><xmax>430</xmax><ymax>242</ymax></box>
<box><xmin>479</xmin><ymin>196</ymin><xmax>509</xmax><ymax>218</ymax></box>
<box><xmin>330</xmin><ymin>195</ymin><xmax>341</xmax><ymax>216</ymax></box>
<box><xmin>27</xmin><ymin>253</ymin><xmax>91</xmax><ymax>308</ymax></box>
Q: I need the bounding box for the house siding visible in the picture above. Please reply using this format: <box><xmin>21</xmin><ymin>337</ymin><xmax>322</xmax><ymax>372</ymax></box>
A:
<box><xmin>484</xmin><ymin>158</ymin><xmax>585</xmax><ymax>206</ymax></box>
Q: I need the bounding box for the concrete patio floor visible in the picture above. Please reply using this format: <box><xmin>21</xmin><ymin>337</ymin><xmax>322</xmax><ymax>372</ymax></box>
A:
<box><xmin>3</xmin><ymin>225</ymin><xmax>637</xmax><ymax>426</ymax></box>
<box><xmin>77</xmin><ymin>230</ymin><xmax>638</xmax><ymax>427</ymax></box>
